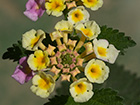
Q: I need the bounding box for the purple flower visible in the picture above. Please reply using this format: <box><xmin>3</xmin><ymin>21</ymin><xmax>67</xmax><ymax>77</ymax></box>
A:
<box><xmin>12</xmin><ymin>56</ymin><xmax>35</xmax><ymax>84</ymax></box>
<box><xmin>24</xmin><ymin>0</ymin><xmax>46</xmax><ymax>21</ymax></box>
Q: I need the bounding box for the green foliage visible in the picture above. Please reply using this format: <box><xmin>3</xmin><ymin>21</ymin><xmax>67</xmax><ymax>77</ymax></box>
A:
<box><xmin>2</xmin><ymin>40</ymin><xmax>33</xmax><ymax>62</ymax></box>
<box><xmin>135</xmin><ymin>102</ymin><xmax>140</xmax><ymax>105</ymax></box>
<box><xmin>95</xmin><ymin>63</ymin><xmax>140</xmax><ymax>105</ymax></box>
<box><xmin>98</xmin><ymin>26</ymin><xmax>136</xmax><ymax>54</ymax></box>
<box><xmin>44</xmin><ymin>88</ymin><xmax>124</xmax><ymax>105</ymax></box>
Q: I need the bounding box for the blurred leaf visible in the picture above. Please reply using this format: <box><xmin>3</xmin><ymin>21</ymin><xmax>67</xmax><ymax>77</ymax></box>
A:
<box><xmin>2</xmin><ymin>40</ymin><xmax>33</xmax><ymax>62</ymax></box>
<box><xmin>44</xmin><ymin>88</ymin><xmax>124</xmax><ymax>105</ymax></box>
<box><xmin>44</xmin><ymin>95</ymin><xmax>69</xmax><ymax>105</ymax></box>
<box><xmin>134</xmin><ymin>102</ymin><xmax>140</xmax><ymax>105</ymax></box>
<box><xmin>98</xmin><ymin>26</ymin><xmax>136</xmax><ymax>54</ymax></box>
<box><xmin>95</xmin><ymin>63</ymin><xmax>140</xmax><ymax>105</ymax></box>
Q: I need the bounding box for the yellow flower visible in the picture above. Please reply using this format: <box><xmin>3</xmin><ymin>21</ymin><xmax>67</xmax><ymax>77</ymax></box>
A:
<box><xmin>55</xmin><ymin>20</ymin><xmax>73</xmax><ymax>33</ymax></box>
<box><xmin>22</xmin><ymin>29</ymin><xmax>46</xmax><ymax>51</ymax></box>
<box><xmin>30</xmin><ymin>72</ymin><xmax>55</xmax><ymax>98</ymax></box>
<box><xmin>69</xmin><ymin>78</ymin><xmax>93</xmax><ymax>102</ymax></box>
<box><xmin>68</xmin><ymin>6</ymin><xmax>89</xmax><ymax>25</ymax></box>
<box><xmin>75</xmin><ymin>21</ymin><xmax>100</xmax><ymax>40</ymax></box>
<box><xmin>85</xmin><ymin>59</ymin><xmax>109</xmax><ymax>84</ymax></box>
<box><xmin>45</xmin><ymin>0</ymin><xmax>66</xmax><ymax>17</ymax></box>
<box><xmin>81</xmin><ymin>0</ymin><xmax>103</xmax><ymax>11</ymax></box>
<box><xmin>93</xmin><ymin>38</ymin><xmax>120</xmax><ymax>64</ymax></box>
<box><xmin>55</xmin><ymin>20</ymin><xmax>73</xmax><ymax>44</ymax></box>
<box><xmin>27</xmin><ymin>50</ymin><xmax>50</xmax><ymax>71</ymax></box>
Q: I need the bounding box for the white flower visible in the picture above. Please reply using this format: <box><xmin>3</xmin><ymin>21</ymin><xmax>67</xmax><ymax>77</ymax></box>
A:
<box><xmin>22</xmin><ymin>29</ymin><xmax>46</xmax><ymax>51</ymax></box>
<box><xmin>55</xmin><ymin>20</ymin><xmax>73</xmax><ymax>33</ymax></box>
<box><xmin>27</xmin><ymin>50</ymin><xmax>50</xmax><ymax>71</ymax></box>
<box><xmin>69</xmin><ymin>78</ymin><xmax>93</xmax><ymax>102</ymax></box>
<box><xmin>75</xmin><ymin>21</ymin><xmax>100</xmax><ymax>40</ymax></box>
<box><xmin>30</xmin><ymin>72</ymin><xmax>55</xmax><ymax>98</ymax></box>
<box><xmin>93</xmin><ymin>38</ymin><xmax>120</xmax><ymax>64</ymax></box>
<box><xmin>81</xmin><ymin>0</ymin><xmax>103</xmax><ymax>11</ymax></box>
<box><xmin>45</xmin><ymin>0</ymin><xmax>66</xmax><ymax>17</ymax></box>
<box><xmin>68</xmin><ymin>6</ymin><xmax>90</xmax><ymax>25</ymax></box>
<box><xmin>85</xmin><ymin>59</ymin><xmax>109</xmax><ymax>84</ymax></box>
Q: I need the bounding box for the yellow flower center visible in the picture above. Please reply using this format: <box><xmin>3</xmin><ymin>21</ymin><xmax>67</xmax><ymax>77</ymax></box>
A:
<box><xmin>81</xmin><ymin>28</ymin><xmax>93</xmax><ymax>37</ymax></box>
<box><xmin>38</xmin><ymin>78</ymin><xmax>51</xmax><ymax>90</ymax></box>
<box><xmin>83</xmin><ymin>0</ymin><xmax>98</xmax><ymax>7</ymax></box>
<box><xmin>88</xmin><ymin>64</ymin><xmax>102</xmax><ymax>78</ymax></box>
<box><xmin>97</xmin><ymin>47</ymin><xmax>107</xmax><ymax>57</ymax></box>
<box><xmin>36</xmin><ymin>56</ymin><xmax>46</xmax><ymax>65</ymax></box>
<box><xmin>46</xmin><ymin>0</ymin><xmax>65</xmax><ymax>11</ymax></box>
<box><xmin>33</xmin><ymin>51</ymin><xmax>48</xmax><ymax>70</ymax></box>
<box><xmin>61</xmin><ymin>27</ymin><xmax>68</xmax><ymax>31</ymax></box>
<box><xmin>71</xmin><ymin>9</ymin><xmax>84</xmax><ymax>23</ymax></box>
<box><xmin>75</xmin><ymin>82</ymin><xmax>87</xmax><ymax>94</ymax></box>
<box><xmin>52</xmin><ymin>1</ymin><xmax>60</xmax><ymax>9</ymax></box>
<box><xmin>31</xmin><ymin>36</ymin><xmax>40</xmax><ymax>48</ymax></box>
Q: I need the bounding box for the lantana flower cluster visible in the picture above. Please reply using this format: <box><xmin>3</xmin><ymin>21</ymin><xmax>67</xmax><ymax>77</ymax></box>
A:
<box><xmin>24</xmin><ymin>0</ymin><xmax>103</xmax><ymax>21</ymax></box>
<box><xmin>12</xmin><ymin>0</ymin><xmax>120</xmax><ymax>103</ymax></box>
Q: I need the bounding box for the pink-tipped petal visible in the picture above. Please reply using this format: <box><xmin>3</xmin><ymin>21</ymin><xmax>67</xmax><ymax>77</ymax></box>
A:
<box><xmin>72</xmin><ymin>58</ymin><xmax>76</xmax><ymax>63</ymax></box>
<box><xmin>76</xmin><ymin>58</ymin><xmax>84</xmax><ymax>66</ymax></box>
<box><xmin>57</xmin><ymin>58</ymin><xmax>62</xmax><ymax>63</ymax></box>
<box><xmin>62</xmin><ymin>68</ymin><xmax>70</xmax><ymax>73</ymax></box>
<box><xmin>55</xmin><ymin>51</ymin><xmax>61</xmax><ymax>57</ymax></box>
<box><xmin>66</xmin><ymin>49</ymin><xmax>72</xmax><ymax>54</ymax></box>
<box><xmin>70</xmin><ymin>63</ymin><xmax>76</xmax><ymax>69</ymax></box>
<box><xmin>50</xmin><ymin>57</ymin><xmax>57</xmax><ymax>65</ymax></box>
<box><xmin>73</xmin><ymin>51</ymin><xmax>79</xmax><ymax>57</ymax></box>
<box><xmin>67</xmin><ymin>39</ymin><xmax>77</xmax><ymax>47</ymax></box>
<box><xmin>57</xmin><ymin>44</ymin><xmax>67</xmax><ymax>52</ymax></box>
<box><xmin>70</xmin><ymin>67</ymin><xmax>80</xmax><ymax>77</ymax></box>
<box><xmin>50</xmin><ymin>66</ymin><xmax>61</xmax><ymax>75</ymax></box>
<box><xmin>46</xmin><ymin>44</ymin><xmax>56</xmax><ymax>55</ymax></box>
<box><xmin>61</xmin><ymin>74</ymin><xmax>71</xmax><ymax>82</ymax></box>
<box><xmin>57</xmin><ymin>64</ymin><xmax>63</xmax><ymax>69</ymax></box>
<box><xmin>66</xmin><ymin>1</ymin><xmax>77</xmax><ymax>9</ymax></box>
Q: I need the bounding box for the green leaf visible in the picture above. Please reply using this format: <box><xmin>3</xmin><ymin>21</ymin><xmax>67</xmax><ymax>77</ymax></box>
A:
<box><xmin>44</xmin><ymin>95</ymin><xmax>69</xmax><ymax>105</ymax></box>
<box><xmin>78</xmin><ymin>46</ymin><xmax>85</xmax><ymax>54</ymax></box>
<box><xmin>44</xmin><ymin>88</ymin><xmax>124</xmax><ymax>105</ymax></box>
<box><xmin>135</xmin><ymin>102</ymin><xmax>140</xmax><ymax>105</ymax></box>
<box><xmin>2</xmin><ymin>40</ymin><xmax>33</xmax><ymax>62</ymax></box>
<box><xmin>98</xmin><ymin>26</ymin><xmax>136</xmax><ymax>54</ymax></box>
<box><xmin>95</xmin><ymin>63</ymin><xmax>140</xmax><ymax>105</ymax></box>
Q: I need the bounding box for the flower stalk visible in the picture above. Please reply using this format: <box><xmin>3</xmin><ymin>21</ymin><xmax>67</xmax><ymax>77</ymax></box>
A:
<box><xmin>56</xmin><ymin>39</ymin><xmax>62</xmax><ymax>46</ymax></box>
<box><xmin>74</xmin><ymin>35</ymin><xmax>86</xmax><ymax>51</ymax></box>
<box><xmin>63</xmin><ymin>33</ymin><xmax>68</xmax><ymax>44</ymax></box>
<box><xmin>39</xmin><ymin>42</ymin><xmax>47</xmax><ymax>50</ymax></box>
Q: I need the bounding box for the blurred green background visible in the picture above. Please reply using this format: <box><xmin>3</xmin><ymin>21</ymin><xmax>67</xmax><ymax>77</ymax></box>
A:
<box><xmin>0</xmin><ymin>0</ymin><xmax>140</xmax><ymax>105</ymax></box>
